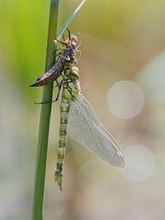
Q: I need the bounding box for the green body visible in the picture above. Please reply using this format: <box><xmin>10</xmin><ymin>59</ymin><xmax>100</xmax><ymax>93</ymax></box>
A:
<box><xmin>55</xmin><ymin>67</ymin><xmax>80</xmax><ymax>190</ymax></box>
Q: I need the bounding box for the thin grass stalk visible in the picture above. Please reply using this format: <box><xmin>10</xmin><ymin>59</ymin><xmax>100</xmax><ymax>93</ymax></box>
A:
<box><xmin>32</xmin><ymin>0</ymin><xmax>60</xmax><ymax>219</ymax></box>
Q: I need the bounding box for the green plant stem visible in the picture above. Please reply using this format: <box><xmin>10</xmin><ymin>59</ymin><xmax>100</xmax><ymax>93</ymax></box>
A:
<box><xmin>32</xmin><ymin>0</ymin><xmax>60</xmax><ymax>219</ymax></box>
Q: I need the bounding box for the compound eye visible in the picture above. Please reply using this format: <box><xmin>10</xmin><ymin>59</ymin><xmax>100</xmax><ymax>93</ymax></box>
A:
<box><xmin>70</xmin><ymin>67</ymin><xmax>79</xmax><ymax>79</ymax></box>
<box><xmin>70</xmin><ymin>71</ymin><xmax>77</xmax><ymax>78</ymax></box>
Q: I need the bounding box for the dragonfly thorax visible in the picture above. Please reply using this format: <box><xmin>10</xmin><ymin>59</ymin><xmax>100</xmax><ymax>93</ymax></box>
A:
<box><xmin>63</xmin><ymin>66</ymin><xmax>80</xmax><ymax>99</ymax></box>
<box><xmin>64</xmin><ymin>66</ymin><xmax>79</xmax><ymax>80</ymax></box>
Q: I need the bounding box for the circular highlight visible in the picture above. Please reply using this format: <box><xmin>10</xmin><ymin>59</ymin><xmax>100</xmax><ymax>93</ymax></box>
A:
<box><xmin>138</xmin><ymin>52</ymin><xmax>165</xmax><ymax>103</ymax></box>
<box><xmin>107</xmin><ymin>81</ymin><xmax>144</xmax><ymax>119</ymax></box>
<box><xmin>121</xmin><ymin>145</ymin><xmax>155</xmax><ymax>182</ymax></box>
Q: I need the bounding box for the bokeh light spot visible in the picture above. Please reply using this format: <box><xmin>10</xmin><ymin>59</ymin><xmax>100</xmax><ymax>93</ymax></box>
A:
<box><xmin>138</xmin><ymin>52</ymin><xmax>165</xmax><ymax>103</ymax></box>
<box><xmin>107</xmin><ymin>81</ymin><xmax>144</xmax><ymax>119</ymax></box>
<box><xmin>121</xmin><ymin>145</ymin><xmax>155</xmax><ymax>182</ymax></box>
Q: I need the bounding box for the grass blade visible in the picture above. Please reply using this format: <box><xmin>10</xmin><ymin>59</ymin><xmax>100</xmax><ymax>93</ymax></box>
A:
<box><xmin>32</xmin><ymin>0</ymin><xmax>60</xmax><ymax>219</ymax></box>
<box><xmin>57</xmin><ymin>0</ymin><xmax>86</xmax><ymax>40</ymax></box>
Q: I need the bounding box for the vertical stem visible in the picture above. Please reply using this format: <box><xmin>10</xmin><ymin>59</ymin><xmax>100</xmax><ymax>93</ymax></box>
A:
<box><xmin>32</xmin><ymin>0</ymin><xmax>60</xmax><ymax>219</ymax></box>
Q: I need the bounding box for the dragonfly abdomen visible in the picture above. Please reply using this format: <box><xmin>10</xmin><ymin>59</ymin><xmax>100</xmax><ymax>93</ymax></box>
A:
<box><xmin>55</xmin><ymin>93</ymin><xmax>71</xmax><ymax>190</ymax></box>
<box><xmin>54</xmin><ymin>67</ymin><xmax>80</xmax><ymax>190</ymax></box>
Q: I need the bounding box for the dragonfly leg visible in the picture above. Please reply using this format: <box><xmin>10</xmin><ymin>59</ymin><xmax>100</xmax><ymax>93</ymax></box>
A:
<box><xmin>34</xmin><ymin>96</ymin><xmax>59</xmax><ymax>105</ymax></box>
<box><xmin>76</xmin><ymin>49</ymin><xmax>81</xmax><ymax>60</ymax></box>
<box><xmin>54</xmin><ymin>29</ymin><xmax>71</xmax><ymax>47</ymax></box>
<box><xmin>62</xmin><ymin>31</ymin><xmax>66</xmax><ymax>42</ymax></box>
<box><xmin>66</xmin><ymin>28</ymin><xmax>71</xmax><ymax>40</ymax></box>
<box><xmin>34</xmin><ymin>79</ymin><xmax>64</xmax><ymax>104</ymax></box>
<box><xmin>34</xmin><ymin>99</ymin><xmax>53</xmax><ymax>105</ymax></box>
<box><xmin>54</xmin><ymin>79</ymin><xmax>64</xmax><ymax>101</ymax></box>
<box><xmin>54</xmin><ymin>38</ymin><xmax>67</xmax><ymax>47</ymax></box>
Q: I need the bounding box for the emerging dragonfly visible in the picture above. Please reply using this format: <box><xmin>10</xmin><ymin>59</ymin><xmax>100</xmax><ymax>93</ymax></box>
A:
<box><xmin>30</xmin><ymin>29</ymin><xmax>78</xmax><ymax>87</ymax></box>
<box><xmin>31</xmin><ymin>31</ymin><xmax>125</xmax><ymax>190</ymax></box>
<box><xmin>55</xmin><ymin>66</ymin><xmax>125</xmax><ymax>190</ymax></box>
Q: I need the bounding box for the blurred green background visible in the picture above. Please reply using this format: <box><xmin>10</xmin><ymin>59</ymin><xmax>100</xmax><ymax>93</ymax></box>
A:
<box><xmin>1</xmin><ymin>0</ymin><xmax>165</xmax><ymax>219</ymax></box>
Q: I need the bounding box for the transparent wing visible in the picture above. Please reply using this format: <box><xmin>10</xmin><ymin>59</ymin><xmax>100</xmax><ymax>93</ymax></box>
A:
<box><xmin>67</xmin><ymin>93</ymin><xmax>125</xmax><ymax>167</ymax></box>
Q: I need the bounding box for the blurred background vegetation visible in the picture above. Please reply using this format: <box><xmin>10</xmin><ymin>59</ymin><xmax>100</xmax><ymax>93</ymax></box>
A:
<box><xmin>1</xmin><ymin>0</ymin><xmax>165</xmax><ymax>219</ymax></box>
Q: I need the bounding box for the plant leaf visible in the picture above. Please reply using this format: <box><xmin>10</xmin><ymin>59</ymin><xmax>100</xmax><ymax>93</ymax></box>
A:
<box><xmin>57</xmin><ymin>0</ymin><xmax>86</xmax><ymax>40</ymax></box>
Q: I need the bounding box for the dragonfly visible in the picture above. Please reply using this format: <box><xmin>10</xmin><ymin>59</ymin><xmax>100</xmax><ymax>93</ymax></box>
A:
<box><xmin>30</xmin><ymin>29</ymin><xmax>79</xmax><ymax>87</ymax></box>
<box><xmin>55</xmin><ymin>66</ymin><xmax>125</xmax><ymax>190</ymax></box>
<box><xmin>31</xmin><ymin>30</ymin><xmax>125</xmax><ymax>190</ymax></box>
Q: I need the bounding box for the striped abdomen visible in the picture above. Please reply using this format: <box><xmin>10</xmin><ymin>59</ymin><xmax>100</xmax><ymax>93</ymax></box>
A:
<box><xmin>55</xmin><ymin>88</ymin><xmax>71</xmax><ymax>190</ymax></box>
<box><xmin>54</xmin><ymin>67</ymin><xmax>80</xmax><ymax>190</ymax></box>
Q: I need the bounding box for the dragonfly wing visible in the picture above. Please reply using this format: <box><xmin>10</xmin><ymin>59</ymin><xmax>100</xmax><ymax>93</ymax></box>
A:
<box><xmin>67</xmin><ymin>94</ymin><xmax>125</xmax><ymax>168</ymax></box>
